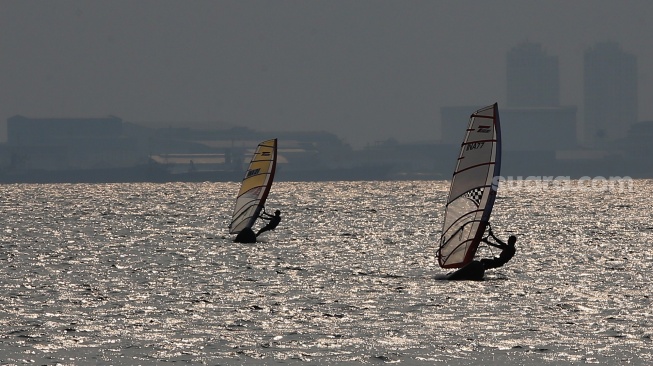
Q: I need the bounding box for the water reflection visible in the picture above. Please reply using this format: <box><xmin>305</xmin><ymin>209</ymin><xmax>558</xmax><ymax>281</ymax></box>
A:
<box><xmin>0</xmin><ymin>181</ymin><xmax>651</xmax><ymax>364</ymax></box>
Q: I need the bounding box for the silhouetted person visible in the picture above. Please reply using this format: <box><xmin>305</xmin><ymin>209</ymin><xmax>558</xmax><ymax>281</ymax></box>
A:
<box><xmin>480</xmin><ymin>230</ymin><xmax>516</xmax><ymax>270</ymax></box>
<box><xmin>256</xmin><ymin>209</ymin><xmax>281</xmax><ymax>237</ymax></box>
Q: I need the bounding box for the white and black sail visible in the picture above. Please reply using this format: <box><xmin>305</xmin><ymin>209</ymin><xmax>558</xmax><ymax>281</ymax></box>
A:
<box><xmin>439</xmin><ymin>104</ymin><xmax>501</xmax><ymax>268</ymax></box>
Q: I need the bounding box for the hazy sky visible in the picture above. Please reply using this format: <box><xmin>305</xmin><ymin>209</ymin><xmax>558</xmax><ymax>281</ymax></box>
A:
<box><xmin>1</xmin><ymin>1</ymin><xmax>652</xmax><ymax>147</ymax></box>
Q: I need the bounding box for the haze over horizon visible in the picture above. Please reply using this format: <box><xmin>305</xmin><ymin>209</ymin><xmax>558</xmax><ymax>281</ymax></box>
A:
<box><xmin>1</xmin><ymin>1</ymin><xmax>652</xmax><ymax>148</ymax></box>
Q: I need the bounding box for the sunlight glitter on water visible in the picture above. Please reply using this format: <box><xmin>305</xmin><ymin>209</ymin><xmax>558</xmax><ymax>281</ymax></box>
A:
<box><xmin>0</xmin><ymin>180</ymin><xmax>652</xmax><ymax>364</ymax></box>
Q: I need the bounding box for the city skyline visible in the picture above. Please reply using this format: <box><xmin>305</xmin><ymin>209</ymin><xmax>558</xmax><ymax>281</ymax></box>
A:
<box><xmin>3</xmin><ymin>112</ymin><xmax>651</xmax><ymax>183</ymax></box>
<box><xmin>1</xmin><ymin>1</ymin><xmax>652</xmax><ymax>148</ymax></box>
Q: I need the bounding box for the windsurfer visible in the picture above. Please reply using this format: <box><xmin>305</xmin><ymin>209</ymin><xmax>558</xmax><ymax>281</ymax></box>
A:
<box><xmin>480</xmin><ymin>229</ymin><xmax>516</xmax><ymax>270</ymax></box>
<box><xmin>256</xmin><ymin>208</ymin><xmax>281</xmax><ymax>237</ymax></box>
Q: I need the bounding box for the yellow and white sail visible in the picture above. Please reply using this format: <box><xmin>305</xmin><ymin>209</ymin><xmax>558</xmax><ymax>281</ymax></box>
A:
<box><xmin>229</xmin><ymin>139</ymin><xmax>277</xmax><ymax>234</ymax></box>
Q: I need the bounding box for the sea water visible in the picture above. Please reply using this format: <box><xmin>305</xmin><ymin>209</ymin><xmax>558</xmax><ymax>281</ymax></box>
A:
<box><xmin>0</xmin><ymin>180</ymin><xmax>651</xmax><ymax>365</ymax></box>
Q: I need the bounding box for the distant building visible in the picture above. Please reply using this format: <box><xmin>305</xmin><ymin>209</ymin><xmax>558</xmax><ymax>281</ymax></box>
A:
<box><xmin>442</xmin><ymin>43</ymin><xmax>574</xmax><ymax>151</ymax></box>
<box><xmin>506</xmin><ymin>42</ymin><xmax>559</xmax><ymax>108</ymax></box>
<box><xmin>502</xmin><ymin>107</ymin><xmax>577</xmax><ymax>152</ymax></box>
<box><xmin>439</xmin><ymin>42</ymin><xmax>584</xmax><ymax>175</ymax></box>
<box><xmin>5</xmin><ymin>115</ymin><xmax>144</xmax><ymax>170</ymax></box>
<box><xmin>440</xmin><ymin>105</ymin><xmax>577</xmax><ymax>152</ymax></box>
<box><xmin>625</xmin><ymin>120</ymin><xmax>653</xmax><ymax>158</ymax></box>
<box><xmin>583</xmin><ymin>42</ymin><xmax>637</xmax><ymax>147</ymax></box>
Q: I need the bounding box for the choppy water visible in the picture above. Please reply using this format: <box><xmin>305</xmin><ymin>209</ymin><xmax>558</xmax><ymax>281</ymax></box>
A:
<box><xmin>0</xmin><ymin>180</ymin><xmax>652</xmax><ymax>365</ymax></box>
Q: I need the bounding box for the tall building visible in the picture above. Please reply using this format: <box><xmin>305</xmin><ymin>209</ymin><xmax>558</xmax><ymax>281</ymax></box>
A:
<box><xmin>506</xmin><ymin>42</ymin><xmax>559</xmax><ymax>108</ymax></box>
<box><xmin>583</xmin><ymin>42</ymin><xmax>637</xmax><ymax>148</ymax></box>
<box><xmin>501</xmin><ymin>42</ymin><xmax>577</xmax><ymax>153</ymax></box>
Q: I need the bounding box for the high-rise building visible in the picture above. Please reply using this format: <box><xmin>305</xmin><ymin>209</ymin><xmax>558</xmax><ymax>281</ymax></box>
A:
<box><xmin>506</xmin><ymin>42</ymin><xmax>559</xmax><ymax>108</ymax></box>
<box><xmin>583</xmin><ymin>42</ymin><xmax>637</xmax><ymax>148</ymax></box>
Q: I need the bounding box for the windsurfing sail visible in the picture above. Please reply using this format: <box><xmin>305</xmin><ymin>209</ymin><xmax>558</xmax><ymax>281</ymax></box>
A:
<box><xmin>229</xmin><ymin>139</ymin><xmax>277</xmax><ymax>235</ymax></box>
<box><xmin>438</xmin><ymin>103</ymin><xmax>501</xmax><ymax>268</ymax></box>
